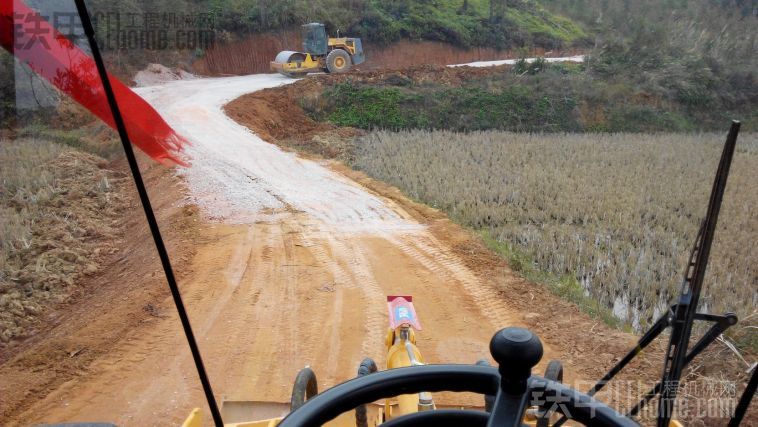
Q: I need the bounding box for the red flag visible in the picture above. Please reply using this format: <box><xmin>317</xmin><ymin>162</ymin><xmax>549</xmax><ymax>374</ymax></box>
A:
<box><xmin>1</xmin><ymin>0</ymin><xmax>188</xmax><ymax>165</ymax></box>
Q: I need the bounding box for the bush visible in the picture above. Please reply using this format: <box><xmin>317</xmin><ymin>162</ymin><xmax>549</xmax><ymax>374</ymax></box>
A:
<box><xmin>513</xmin><ymin>57</ymin><xmax>549</xmax><ymax>75</ymax></box>
<box><xmin>324</xmin><ymin>84</ymin><xmax>415</xmax><ymax>129</ymax></box>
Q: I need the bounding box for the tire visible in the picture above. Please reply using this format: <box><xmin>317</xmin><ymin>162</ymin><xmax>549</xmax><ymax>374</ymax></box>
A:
<box><xmin>544</xmin><ymin>360</ymin><xmax>564</xmax><ymax>383</ymax></box>
<box><xmin>290</xmin><ymin>367</ymin><xmax>318</xmax><ymax>411</ymax></box>
<box><xmin>326</xmin><ymin>49</ymin><xmax>352</xmax><ymax>73</ymax></box>
<box><xmin>536</xmin><ymin>360</ymin><xmax>564</xmax><ymax>427</ymax></box>
<box><xmin>475</xmin><ymin>359</ymin><xmax>495</xmax><ymax>412</ymax></box>
<box><xmin>355</xmin><ymin>358</ymin><xmax>378</xmax><ymax>427</ymax></box>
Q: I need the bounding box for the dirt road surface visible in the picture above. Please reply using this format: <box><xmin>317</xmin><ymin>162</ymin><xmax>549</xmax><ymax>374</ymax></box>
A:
<box><xmin>4</xmin><ymin>73</ymin><xmax>633</xmax><ymax>426</ymax></box>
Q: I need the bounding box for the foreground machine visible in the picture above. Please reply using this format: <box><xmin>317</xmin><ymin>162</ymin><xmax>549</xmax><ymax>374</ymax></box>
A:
<box><xmin>183</xmin><ymin>296</ymin><xmax>573</xmax><ymax>427</ymax></box>
<box><xmin>187</xmin><ymin>296</ymin><xmax>467</xmax><ymax>426</ymax></box>
<box><xmin>270</xmin><ymin>23</ymin><xmax>365</xmax><ymax>77</ymax></box>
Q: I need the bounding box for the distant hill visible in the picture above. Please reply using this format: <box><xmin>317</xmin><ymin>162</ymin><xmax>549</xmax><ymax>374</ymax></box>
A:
<box><xmin>341</xmin><ymin>0</ymin><xmax>588</xmax><ymax>49</ymax></box>
<box><xmin>541</xmin><ymin>0</ymin><xmax>756</xmax><ymax>71</ymax></box>
<box><xmin>87</xmin><ymin>0</ymin><xmax>588</xmax><ymax>51</ymax></box>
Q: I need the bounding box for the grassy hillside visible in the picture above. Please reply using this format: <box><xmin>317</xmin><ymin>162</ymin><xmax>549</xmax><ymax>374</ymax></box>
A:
<box><xmin>84</xmin><ymin>0</ymin><xmax>586</xmax><ymax>51</ymax></box>
<box><xmin>542</xmin><ymin>0</ymin><xmax>756</xmax><ymax>70</ymax></box>
<box><xmin>303</xmin><ymin>56</ymin><xmax>756</xmax><ymax>133</ymax></box>
<box><xmin>347</xmin><ymin>0</ymin><xmax>587</xmax><ymax>49</ymax></box>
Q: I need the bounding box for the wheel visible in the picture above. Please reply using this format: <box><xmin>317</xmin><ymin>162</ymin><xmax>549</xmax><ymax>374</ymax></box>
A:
<box><xmin>355</xmin><ymin>358</ymin><xmax>378</xmax><ymax>427</ymax></box>
<box><xmin>544</xmin><ymin>360</ymin><xmax>564</xmax><ymax>382</ymax></box>
<box><xmin>326</xmin><ymin>49</ymin><xmax>352</xmax><ymax>73</ymax></box>
<box><xmin>537</xmin><ymin>360</ymin><xmax>565</xmax><ymax>427</ymax></box>
<box><xmin>290</xmin><ymin>366</ymin><xmax>318</xmax><ymax>411</ymax></box>
<box><xmin>475</xmin><ymin>359</ymin><xmax>495</xmax><ymax>412</ymax></box>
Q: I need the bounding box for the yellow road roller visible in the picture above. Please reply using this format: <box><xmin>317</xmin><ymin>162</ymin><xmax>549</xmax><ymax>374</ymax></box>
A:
<box><xmin>270</xmin><ymin>23</ymin><xmax>365</xmax><ymax>77</ymax></box>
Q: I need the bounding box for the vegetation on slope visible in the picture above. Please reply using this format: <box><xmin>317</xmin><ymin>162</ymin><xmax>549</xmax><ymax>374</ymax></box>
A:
<box><xmin>542</xmin><ymin>0</ymin><xmax>756</xmax><ymax>70</ymax></box>
<box><xmin>77</xmin><ymin>0</ymin><xmax>587</xmax><ymax>54</ymax></box>
<box><xmin>354</xmin><ymin>130</ymin><xmax>757</xmax><ymax>342</ymax></box>
<box><xmin>306</xmin><ymin>53</ymin><xmax>756</xmax><ymax>133</ymax></box>
<box><xmin>304</xmin><ymin>0</ymin><xmax>756</xmax><ymax>133</ymax></box>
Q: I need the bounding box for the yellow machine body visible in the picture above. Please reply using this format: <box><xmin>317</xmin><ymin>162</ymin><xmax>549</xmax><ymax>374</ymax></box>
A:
<box><xmin>269</xmin><ymin>52</ymin><xmax>322</xmax><ymax>76</ymax></box>
<box><xmin>380</xmin><ymin>326</ymin><xmax>431</xmax><ymax>421</ymax></box>
<box><xmin>270</xmin><ymin>23</ymin><xmax>365</xmax><ymax>77</ymax></box>
<box><xmin>269</xmin><ymin>38</ymin><xmax>359</xmax><ymax>76</ymax></box>
<box><xmin>328</xmin><ymin>37</ymin><xmax>360</xmax><ymax>56</ymax></box>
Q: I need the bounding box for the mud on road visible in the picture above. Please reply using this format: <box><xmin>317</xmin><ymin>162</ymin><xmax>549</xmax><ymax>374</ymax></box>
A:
<box><xmin>2</xmin><ymin>73</ymin><xmax>643</xmax><ymax>426</ymax></box>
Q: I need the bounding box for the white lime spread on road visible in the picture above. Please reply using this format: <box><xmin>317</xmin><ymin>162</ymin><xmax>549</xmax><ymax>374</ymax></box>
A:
<box><xmin>135</xmin><ymin>74</ymin><xmax>417</xmax><ymax>232</ymax></box>
<box><xmin>449</xmin><ymin>55</ymin><xmax>585</xmax><ymax>68</ymax></box>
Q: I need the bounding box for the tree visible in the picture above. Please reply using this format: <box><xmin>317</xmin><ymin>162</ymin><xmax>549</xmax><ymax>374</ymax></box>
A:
<box><xmin>489</xmin><ymin>0</ymin><xmax>507</xmax><ymax>22</ymax></box>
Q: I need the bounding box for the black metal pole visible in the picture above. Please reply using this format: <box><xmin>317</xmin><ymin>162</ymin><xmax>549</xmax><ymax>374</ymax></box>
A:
<box><xmin>73</xmin><ymin>1</ymin><xmax>223</xmax><ymax>425</ymax></box>
<box><xmin>628</xmin><ymin>313</ymin><xmax>737</xmax><ymax>417</ymax></box>
<box><xmin>657</xmin><ymin>121</ymin><xmax>740</xmax><ymax>427</ymax></box>
<box><xmin>729</xmin><ymin>367</ymin><xmax>758</xmax><ymax>427</ymax></box>
<box><xmin>552</xmin><ymin>311</ymin><xmax>671</xmax><ymax>427</ymax></box>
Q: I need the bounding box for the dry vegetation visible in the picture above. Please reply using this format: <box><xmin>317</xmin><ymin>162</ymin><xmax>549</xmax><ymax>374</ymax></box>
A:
<box><xmin>355</xmin><ymin>130</ymin><xmax>757</xmax><ymax>339</ymax></box>
<box><xmin>0</xmin><ymin>138</ymin><xmax>128</xmax><ymax>345</ymax></box>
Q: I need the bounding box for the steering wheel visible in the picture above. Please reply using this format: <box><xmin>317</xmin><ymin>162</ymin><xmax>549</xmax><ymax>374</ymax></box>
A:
<box><xmin>278</xmin><ymin>328</ymin><xmax>638</xmax><ymax>427</ymax></box>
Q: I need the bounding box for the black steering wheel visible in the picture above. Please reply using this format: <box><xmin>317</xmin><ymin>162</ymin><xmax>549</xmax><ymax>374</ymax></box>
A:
<box><xmin>278</xmin><ymin>328</ymin><xmax>639</xmax><ymax>427</ymax></box>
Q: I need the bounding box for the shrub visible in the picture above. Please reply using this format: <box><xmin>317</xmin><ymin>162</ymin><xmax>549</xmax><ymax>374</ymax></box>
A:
<box><xmin>324</xmin><ymin>84</ymin><xmax>414</xmax><ymax>129</ymax></box>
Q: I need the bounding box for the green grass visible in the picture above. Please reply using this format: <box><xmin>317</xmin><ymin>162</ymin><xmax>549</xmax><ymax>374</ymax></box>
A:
<box><xmin>345</xmin><ymin>0</ymin><xmax>588</xmax><ymax>48</ymax></box>
<box><xmin>506</xmin><ymin>5</ymin><xmax>586</xmax><ymax>42</ymax></box>
<box><xmin>194</xmin><ymin>0</ymin><xmax>588</xmax><ymax>50</ymax></box>
<box><xmin>314</xmin><ymin>79</ymin><xmax>697</xmax><ymax>133</ymax></box>
<box><xmin>325</xmin><ymin>85</ymin><xmax>414</xmax><ymax>130</ymax></box>
<box><xmin>319</xmin><ymin>80</ymin><xmax>584</xmax><ymax>132</ymax></box>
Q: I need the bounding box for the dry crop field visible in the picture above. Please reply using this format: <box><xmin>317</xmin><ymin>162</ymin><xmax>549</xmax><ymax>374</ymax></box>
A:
<box><xmin>0</xmin><ymin>137</ymin><xmax>127</xmax><ymax>344</ymax></box>
<box><xmin>355</xmin><ymin>131</ymin><xmax>757</xmax><ymax>337</ymax></box>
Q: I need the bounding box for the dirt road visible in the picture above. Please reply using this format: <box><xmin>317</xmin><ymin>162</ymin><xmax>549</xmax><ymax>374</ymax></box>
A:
<box><xmin>5</xmin><ymin>74</ymin><xmax>629</xmax><ymax>426</ymax></box>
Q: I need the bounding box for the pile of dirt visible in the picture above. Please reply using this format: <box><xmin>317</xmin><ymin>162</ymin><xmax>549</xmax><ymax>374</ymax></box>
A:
<box><xmin>224</xmin><ymin>64</ymin><xmax>513</xmax><ymax>160</ymax></box>
<box><xmin>310</xmin><ymin>63</ymin><xmax>514</xmax><ymax>86</ymax></box>
<box><xmin>0</xmin><ymin>151</ymin><xmax>128</xmax><ymax>345</ymax></box>
<box><xmin>134</xmin><ymin>63</ymin><xmax>197</xmax><ymax>87</ymax></box>
<box><xmin>293</xmin><ymin>63</ymin><xmax>517</xmax><ymax>89</ymax></box>
<box><xmin>224</xmin><ymin>82</ymin><xmax>360</xmax><ymax>160</ymax></box>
